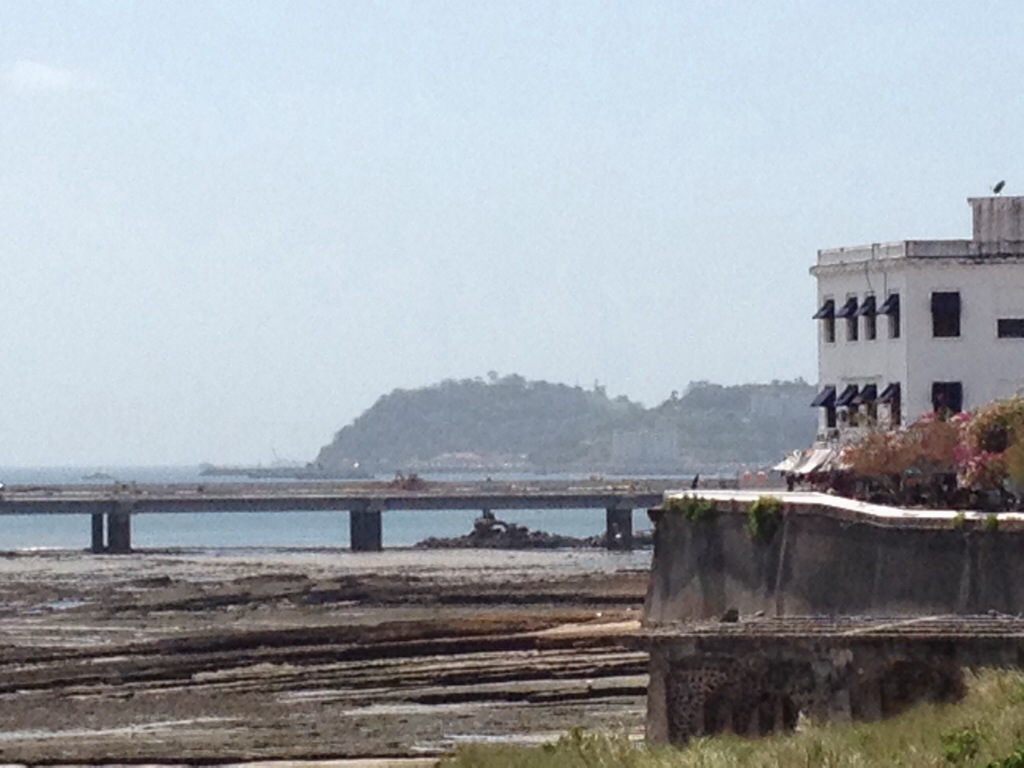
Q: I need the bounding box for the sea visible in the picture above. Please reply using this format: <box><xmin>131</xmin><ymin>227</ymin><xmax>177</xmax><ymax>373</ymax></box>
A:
<box><xmin>0</xmin><ymin>466</ymin><xmax>681</xmax><ymax>553</ymax></box>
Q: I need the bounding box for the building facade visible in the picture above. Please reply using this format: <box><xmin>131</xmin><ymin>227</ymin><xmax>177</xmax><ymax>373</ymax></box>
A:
<box><xmin>811</xmin><ymin>196</ymin><xmax>1024</xmax><ymax>440</ymax></box>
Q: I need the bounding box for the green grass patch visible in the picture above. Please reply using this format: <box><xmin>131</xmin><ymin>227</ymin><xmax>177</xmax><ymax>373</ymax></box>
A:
<box><xmin>441</xmin><ymin>669</ymin><xmax>1024</xmax><ymax>767</ymax></box>
<box><xmin>664</xmin><ymin>495</ymin><xmax>716</xmax><ymax>523</ymax></box>
<box><xmin>747</xmin><ymin>495</ymin><xmax>784</xmax><ymax>542</ymax></box>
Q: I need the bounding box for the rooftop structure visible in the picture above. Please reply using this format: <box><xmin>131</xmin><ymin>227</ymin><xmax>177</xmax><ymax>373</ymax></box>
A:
<box><xmin>810</xmin><ymin>196</ymin><xmax>1024</xmax><ymax>441</ymax></box>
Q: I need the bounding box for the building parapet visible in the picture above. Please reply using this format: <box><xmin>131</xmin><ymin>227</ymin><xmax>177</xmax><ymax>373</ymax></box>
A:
<box><xmin>814</xmin><ymin>239</ymin><xmax>1024</xmax><ymax>273</ymax></box>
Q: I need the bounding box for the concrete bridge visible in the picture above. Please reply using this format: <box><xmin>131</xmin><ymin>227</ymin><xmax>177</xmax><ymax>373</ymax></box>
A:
<box><xmin>0</xmin><ymin>478</ymin><xmax>680</xmax><ymax>553</ymax></box>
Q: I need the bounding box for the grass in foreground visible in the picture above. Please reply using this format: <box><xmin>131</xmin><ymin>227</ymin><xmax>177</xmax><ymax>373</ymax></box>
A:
<box><xmin>441</xmin><ymin>669</ymin><xmax>1024</xmax><ymax>767</ymax></box>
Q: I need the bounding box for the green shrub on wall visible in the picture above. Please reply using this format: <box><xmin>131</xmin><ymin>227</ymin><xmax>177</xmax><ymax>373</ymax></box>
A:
<box><xmin>748</xmin><ymin>495</ymin><xmax>784</xmax><ymax>542</ymax></box>
<box><xmin>665</xmin><ymin>494</ymin><xmax>716</xmax><ymax>522</ymax></box>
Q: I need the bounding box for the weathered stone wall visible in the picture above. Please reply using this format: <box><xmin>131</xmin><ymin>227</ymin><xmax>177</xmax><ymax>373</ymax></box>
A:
<box><xmin>645</xmin><ymin>498</ymin><xmax>1024</xmax><ymax>624</ymax></box>
<box><xmin>645</xmin><ymin>632</ymin><xmax>968</xmax><ymax>743</ymax></box>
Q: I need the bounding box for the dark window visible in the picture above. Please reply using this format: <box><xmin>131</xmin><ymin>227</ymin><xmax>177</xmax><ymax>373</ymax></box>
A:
<box><xmin>853</xmin><ymin>387</ymin><xmax>879</xmax><ymax>423</ymax></box>
<box><xmin>836</xmin><ymin>296</ymin><xmax>858</xmax><ymax>341</ymax></box>
<box><xmin>814</xmin><ymin>299</ymin><xmax>836</xmax><ymax>344</ymax></box>
<box><xmin>858</xmin><ymin>295</ymin><xmax>877</xmax><ymax>340</ymax></box>
<box><xmin>879</xmin><ymin>292</ymin><xmax>900</xmax><ymax>339</ymax></box>
<box><xmin>931</xmin><ymin>381</ymin><xmax>963</xmax><ymax>413</ymax></box>
<box><xmin>811</xmin><ymin>386</ymin><xmax>837</xmax><ymax>428</ymax></box>
<box><xmin>880</xmin><ymin>381</ymin><xmax>902</xmax><ymax>426</ymax></box>
<box><xmin>998</xmin><ymin>319</ymin><xmax>1024</xmax><ymax>338</ymax></box>
<box><xmin>931</xmin><ymin>292</ymin><xmax>961</xmax><ymax>338</ymax></box>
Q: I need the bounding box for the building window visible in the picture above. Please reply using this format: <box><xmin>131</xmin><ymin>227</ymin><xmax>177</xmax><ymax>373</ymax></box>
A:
<box><xmin>931</xmin><ymin>381</ymin><xmax>963</xmax><ymax>414</ymax></box>
<box><xmin>998</xmin><ymin>319</ymin><xmax>1024</xmax><ymax>338</ymax></box>
<box><xmin>858</xmin><ymin>295</ymin><xmax>877</xmax><ymax>341</ymax></box>
<box><xmin>811</xmin><ymin>385</ymin><xmax>837</xmax><ymax>428</ymax></box>
<box><xmin>836</xmin><ymin>384</ymin><xmax>859</xmax><ymax>426</ymax></box>
<box><xmin>836</xmin><ymin>296</ymin><xmax>858</xmax><ymax>341</ymax></box>
<box><xmin>854</xmin><ymin>384</ymin><xmax>878</xmax><ymax>424</ymax></box>
<box><xmin>879</xmin><ymin>382</ymin><xmax>901</xmax><ymax>427</ymax></box>
<box><xmin>931</xmin><ymin>292</ymin><xmax>961</xmax><ymax>338</ymax></box>
<box><xmin>813</xmin><ymin>298</ymin><xmax>836</xmax><ymax>344</ymax></box>
<box><xmin>879</xmin><ymin>292</ymin><xmax>900</xmax><ymax>339</ymax></box>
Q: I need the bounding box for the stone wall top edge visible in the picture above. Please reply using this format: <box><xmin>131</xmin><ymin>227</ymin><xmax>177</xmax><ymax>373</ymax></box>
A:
<box><xmin>660</xmin><ymin>490</ymin><xmax>1024</xmax><ymax>530</ymax></box>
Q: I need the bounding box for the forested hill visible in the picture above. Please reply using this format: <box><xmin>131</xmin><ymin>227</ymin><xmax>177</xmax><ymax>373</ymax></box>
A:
<box><xmin>315</xmin><ymin>375</ymin><xmax>817</xmax><ymax>475</ymax></box>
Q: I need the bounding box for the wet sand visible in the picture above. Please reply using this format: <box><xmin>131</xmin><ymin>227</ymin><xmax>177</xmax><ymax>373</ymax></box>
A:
<box><xmin>0</xmin><ymin>548</ymin><xmax>650</xmax><ymax>763</ymax></box>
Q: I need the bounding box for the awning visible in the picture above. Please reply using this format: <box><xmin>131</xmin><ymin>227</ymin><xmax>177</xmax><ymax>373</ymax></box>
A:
<box><xmin>856</xmin><ymin>295</ymin><xmax>876</xmax><ymax>316</ymax></box>
<box><xmin>820</xmin><ymin>447</ymin><xmax>851</xmax><ymax>472</ymax></box>
<box><xmin>813</xmin><ymin>299</ymin><xmax>835</xmax><ymax>320</ymax></box>
<box><xmin>878</xmin><ymin>293</ymin><xmax>900</xmax><ymax>315</ymax></box>
<box><xmin>773</xmin><ymin>450</ymin><xmax>803</xmax><ymax>472</ymax></box>
<box><xmin>853</xmin><ymin>384</ymin><xmax>878</xmax><ymax>404</ymax></box>
<box><xmin>878</xmin><ymin>382</ymin><xmax>901</xmax><ymax>402</ymax></box>
<box><xmin>836</xmin><ymin>384</ymin><xmax>860</xmax><ymax>407</ymax></box>
<box><xmin>835</xmin><ymin>297</ymin><xmax>858</xmax><ymax>318</ymax></box>
<box><xmin>791</xmin><ymin>447</ymin><xmax>836</xmax><ymax>475</ymax></box>
<box><xmin>810</xmin><ymin>385</ymin><xmax>836</xmax><ymax>408</ymax></box>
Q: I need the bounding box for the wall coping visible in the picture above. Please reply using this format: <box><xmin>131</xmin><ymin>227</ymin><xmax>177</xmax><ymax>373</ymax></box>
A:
<box><xmin>661</xmin><ymin>490</ymin><xmax>1024</xmax><ymax>529</ymax></box>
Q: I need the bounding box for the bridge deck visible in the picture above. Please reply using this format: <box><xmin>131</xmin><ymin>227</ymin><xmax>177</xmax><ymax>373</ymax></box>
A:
<box><xmin>0</xmin><ymin>479</ymin><xmax>681</xmax><ymax>553</ymax></box>
<box><xmin>0</xmin><ymin>479</ymin><xmax>677</xmax><ymax>514</ymax></box>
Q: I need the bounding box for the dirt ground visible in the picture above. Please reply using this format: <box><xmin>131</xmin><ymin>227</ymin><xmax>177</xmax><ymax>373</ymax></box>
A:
<box><xmin>0</xmin><ymin>548</ymin><xmax>651</xmax><ymax>764</ymax></box>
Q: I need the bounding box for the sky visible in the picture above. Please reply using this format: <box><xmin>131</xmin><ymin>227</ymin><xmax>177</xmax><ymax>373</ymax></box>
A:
<box><xmin>1</xmin><ymin>1</ymin><xmax>1023</xmax><ymax>466</ymax></box>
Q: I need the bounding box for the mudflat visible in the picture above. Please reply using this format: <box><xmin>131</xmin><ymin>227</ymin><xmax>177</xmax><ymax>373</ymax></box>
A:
<box><xmin>0</xmin><ymin>548</ymin><xmax>650</xmax><ymax>763</ymax></box>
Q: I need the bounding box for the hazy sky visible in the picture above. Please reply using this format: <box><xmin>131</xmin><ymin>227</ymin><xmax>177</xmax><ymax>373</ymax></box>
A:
<box><xmin>2</xmin><ymin>2</ymin><xmax>1022</xmax><ymax>465</ymax></box>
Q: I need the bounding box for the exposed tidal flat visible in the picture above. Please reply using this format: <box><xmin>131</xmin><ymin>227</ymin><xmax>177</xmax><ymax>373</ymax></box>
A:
<box><xmin>0</xmin><ymin>547</ymin><xmax>650</xmax><ymax>763</ymax></box>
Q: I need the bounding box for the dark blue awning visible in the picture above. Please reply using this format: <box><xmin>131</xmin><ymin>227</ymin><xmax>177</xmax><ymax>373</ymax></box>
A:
<box><xmin>878</xmin><ymin>293</ymin><xmax>900</xmax><ymax>315</ymax></box>
<box><xmin>836</xmin><ymin>384</ymin><xmax>860</xmax><ymax>407</ymax></box>
<box><xmin>813</xmin><ymin>299</ymin><xmax>835</xmax><ymax>320</ymax></box>
<box><xmin>856</xmin><ymin>296</ymin><xmax>876</xmax><ymax>317</ymax></box>
<box><xmin>853</xmin><ymin>384</ymin><xmax>878</xmax><ymax>404</ymax></box>
<box><xmin>835</xmin><ymin>297</ymin><xmax>858</xmax><ymax>318</ymax></box>
<box><xmin>810</xmin><ymin>385</ymin><xmax>836</xmax><ymax>408</ymax></box>
<box><xmin>878</xmin><ymin>382</ymin><xmax>901</xmax><ymax>402</ymax></box>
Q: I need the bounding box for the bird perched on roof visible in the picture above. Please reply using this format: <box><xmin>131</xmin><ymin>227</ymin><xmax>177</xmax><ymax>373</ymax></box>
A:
<box><xmin>993</xmin><ymin>180</ymin><xmax>1006</xmax><ymax>194</ymax></box>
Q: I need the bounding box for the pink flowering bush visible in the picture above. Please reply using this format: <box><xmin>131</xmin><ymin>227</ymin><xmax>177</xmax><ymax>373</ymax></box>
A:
<box><xmin>842</xmin><ymin>396</ymin><xmax>1024</xmax><ymax>503</ymax></box>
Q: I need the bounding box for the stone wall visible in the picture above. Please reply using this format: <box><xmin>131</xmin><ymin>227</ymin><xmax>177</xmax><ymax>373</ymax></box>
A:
<box><xmin>645</xmin><ymin>493</ymin><xmax>1024</xmax><ymax>625</ymax></box>
<box><xmin>644</xmin><ymin>627</ymin><xmax>980</xmax><ymax>743</ymax></box>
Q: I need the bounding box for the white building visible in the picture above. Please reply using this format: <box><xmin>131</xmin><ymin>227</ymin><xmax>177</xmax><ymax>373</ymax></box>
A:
<box><xmin>811</xmin><ymin>196</ymin><xmax>1024</xmax><ymax>440</ymax></box>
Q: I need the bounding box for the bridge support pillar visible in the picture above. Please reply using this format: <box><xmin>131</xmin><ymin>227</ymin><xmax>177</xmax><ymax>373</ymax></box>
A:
<box><xmin>606</xmin><ymin>508</ymin><xmax>633</xmax><ymax>550</ymax></box>
<box><xmin>107</xmin><ymin>509</ymin><xmax>132</xmax><ymax>554</ymax></box>
<box><xmin>350</xmin><ymin>507</ymin><xmax>382</xmax><ymax>552</ymax></box>
<box><xmin>90</xmin><ymin>514</ymin><xmax>105</xmax><ymax>554</ymax></box>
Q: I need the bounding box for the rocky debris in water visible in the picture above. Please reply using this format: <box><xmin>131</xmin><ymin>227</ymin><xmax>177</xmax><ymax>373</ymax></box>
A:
<box><xmin>415</xmin><ymin>510</ymin><xmax>653</xmax><ymax>549</ymax></box>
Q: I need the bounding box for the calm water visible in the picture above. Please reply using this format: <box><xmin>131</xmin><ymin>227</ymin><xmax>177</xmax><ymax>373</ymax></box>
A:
<box><xmin>0</xmin><ymin>466</ymin><xmax>668</xmax><ymax>551</ymax></box>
